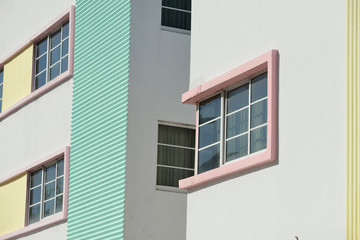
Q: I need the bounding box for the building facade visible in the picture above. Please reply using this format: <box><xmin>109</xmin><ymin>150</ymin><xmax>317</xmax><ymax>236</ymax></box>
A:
<box><xmin>0</xmin><ymin>0</ymin><xmax>193</xmax><ymax>239</ymax></box>
<box><xmin>0</xmin><ymin>0</ymin><xmax>359</xmax><ymax>240</ymax></box>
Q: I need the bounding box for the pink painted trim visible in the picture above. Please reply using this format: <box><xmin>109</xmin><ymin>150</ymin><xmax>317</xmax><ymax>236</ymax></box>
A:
<box><xmin>0</xmin><ymin>5</ymin><xmax>75</xmax><ymax>121</ymax></box>
<box><xmin>0</xmin><ymin>146</ymin><xmax>70</xmax><ymax>240</ymax></box>
<box><xmin>179</xmin><ymin>50</ymin><xmax>278</xmax><ymax>189</ymax></box>
<box><xmin>0</xmin><ymin>71</ymin><xmax>72</xmax><ymax>122</ymax></box>
<box><xmin>0</xmin><ymin>213</ymin><xmax>66</xmax><ymax>240</ymax></box>
<box><xmin>0</xmin><ymin>6</ymin><xmax>74</xmax><ymax>67</ymax></box>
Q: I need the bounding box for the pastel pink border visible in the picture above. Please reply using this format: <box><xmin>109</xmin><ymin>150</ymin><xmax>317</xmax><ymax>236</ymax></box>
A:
<box><xmin>0</xmin><ymin>146</ymin><xmax>70</xmax><ymax>240</ymax></box>
<box><xmin>0</xmin><ymin>5</ymin><xmax>75</xmax><ymax>121</ymax></box>
<box><xmin>179</xmin><ymin>50</ymin><xmax>278</xmax><ymax>189</ymax></box>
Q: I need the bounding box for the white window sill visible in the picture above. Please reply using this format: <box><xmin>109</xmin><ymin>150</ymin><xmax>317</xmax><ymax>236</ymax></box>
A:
<box><xmin>160</xmin><ymin>26</ymin><xmax>190</xmax><ymax>35</ymax></box>
<box><xmin>156</xmin><ymin>185</ymin><xmax>188</xmax><ymax>194</ymax></box>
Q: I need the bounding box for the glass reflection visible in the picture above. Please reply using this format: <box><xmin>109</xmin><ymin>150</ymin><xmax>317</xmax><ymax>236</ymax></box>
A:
<box><xmin>198</xmin><ymin>144</ymin><xmax>220</xmax><ymax>174</ymax></box>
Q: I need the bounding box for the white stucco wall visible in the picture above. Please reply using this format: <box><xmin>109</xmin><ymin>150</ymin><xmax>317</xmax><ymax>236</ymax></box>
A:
<box><xmin>186</xmin><ymin>0</ymin><xmax>346</xmax><ymax>240</ymax></box>
<box><xmin>0</xmin><ymin>0</ymin><xmax>74</xmax><ymax>239</ymax></box>
<box><xmin>124</xmin><ymin>0</ymin><xmax>195</xmax><ymax>239</ymax></box>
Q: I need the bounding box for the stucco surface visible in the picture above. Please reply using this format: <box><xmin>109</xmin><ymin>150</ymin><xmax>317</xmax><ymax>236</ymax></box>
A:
<box><xmin>186</xmin><ymin>0</ymin><xmax>346</xmax><ymax>239</ymax></box>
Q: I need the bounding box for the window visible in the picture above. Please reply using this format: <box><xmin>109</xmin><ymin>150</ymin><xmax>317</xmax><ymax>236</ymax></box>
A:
<box><xmin>198</xmin><ymin>73</ymin><xmax>268</xmax><ymax>173</ymax></box>
<box><xmin>34</xmin><ymin>21</ymin><xmax>69</xmax><ymax>90</ymax></box>
<box><xmin>0</xmin><ymin>70</ymin><xmax>3</xmax><ymax>113</ymax></box>
<box><xmin>157</xmin><ymin>123</ymin><xmax>195</xmax><ymax>187</ymax></box>
<box><xmin>161</xmin><ymin>0</ymin><xmax>191</xmax><ymax>31</ymax></box>
<box><xmin>179</xmin><ymin>50</ymin><xmax>278</xmax><ymax>189</ymax></box>
<box><xmin>28</xmin><ymin>158</ymin><xmax>64</xmax><ymax>224</ymax></box>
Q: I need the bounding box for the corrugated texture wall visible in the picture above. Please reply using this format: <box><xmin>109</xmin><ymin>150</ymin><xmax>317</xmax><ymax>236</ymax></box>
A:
<box><xmin>67</xmin><ymin>1</ymin><xmax>130</xmax><ymax>239</ymax></box>
<box><xmin>346</xmin><ymin>0</ymin><xmax>360</xmax><ymax>239</ymax></box>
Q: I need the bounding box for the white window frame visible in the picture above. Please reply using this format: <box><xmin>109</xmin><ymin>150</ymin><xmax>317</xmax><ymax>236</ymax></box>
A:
<box><xmin>34</xmin><ymin>21</ymin><xmax>69</xmax><ymax>90</ymax></box>
<box><xmin>197</xmin><ymin>72</ymin><xmax>268</xmax><ymax>173</ymax></box>
<box><xmin>156</xmin><ymin>121</ymin><xmax>195</xmax><ymax>193</ymax></box>
<box><xmin>28</xmin><ymin>158</ymin><xmax>65</xmax><ymax>225</ymax></box>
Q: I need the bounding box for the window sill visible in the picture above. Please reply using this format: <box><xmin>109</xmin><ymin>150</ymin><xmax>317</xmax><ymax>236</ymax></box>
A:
<box><xmin>156</xmin><ymin>185</ymin><xmax>188</xmax><ymax>194</ymax></box>
<box><xmin>0</xmin><ymin>70</ymin><xmax>72</xmax><ymax>122</ymax></box>
<box><xmin>160</xmin><ymin>26</ymin><xmax>191</xmax><ymax>35</ymax></box>
<box><xmin>0</xmin><ymin>212</ymin><xmax>67</xmax><ymax>240</ymax></box>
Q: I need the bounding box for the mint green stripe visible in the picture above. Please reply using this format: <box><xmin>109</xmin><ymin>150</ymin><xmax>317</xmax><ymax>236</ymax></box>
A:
<box><xmin>67</xmin><ymin>0</ymin><xmax>130</xmax><ymax>239</ymax></box>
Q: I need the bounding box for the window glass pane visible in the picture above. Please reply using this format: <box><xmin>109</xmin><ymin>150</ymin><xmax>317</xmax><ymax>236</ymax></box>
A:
<box><xmin>56</xmin><ymin>195</ymin><xmax>63</xmax><ymax>213</ymax></box>
<box><xmin>35</xmin><ymin>71</ymin><xmax>47</xmax><ymax>89</ymax></box>
<box><xmin>37</xmin><ymin>38</ymin><xmax>48</xmax><ymax>57</ymax></box>
<box><xmin>50</xmin><ymin>46</ymin><xmax>61</xmax><ymax>65</ymax></box>
<box><xmin>158</xmin><ymin>125</ymin><xmax>195</xmax><ymax>147</ymax></box>
<box><xmin>198</xmin><ymin>119</ymin><xmax>220</xmax><ymax>149</ymax></box>
<box><xmin>45</xmin><ymin>165</ymin><xmax>56</xmax><ymax>182</ymax></box>
<box><xmin>50</xmin><ymin>62</ymin><xmax>60</xmax><ymax>80</ymax></box>
<box><xmin>62</xmin><ymin>22</ymin><xmax>69</xmax><ymax>39</ymax></box>
<box><xmin>31</xmin><ymin>170</ymin><xmax>42</xmax><ymax>187</ymax></box>
<box><xmin>250</xmin><ymin>99</ymin><xmax>267</xmax><ymax>128</ymax></box>
<box><xmin>227</xmin><ymin>83</ymin><xmax>249</xmax><ymax>113</ymax></box>
<box><xmin>250</xmin><ymin>126</ymin><xmax>267</xmax><ymax>153</ymax></box>
<box><xmin>57</xmin><ymin>159</ymin><xmax>64</xmax><ymax>176</ymax></box>
<box><xmin>156</xmin><ymin>166</ymin><xmax>193</xmax><ymax>187</ymax></box>
<box><xmin>162</xmin><ymin>0</ymin><xmax>191</xmax><ymax>11</ymax></box>
<box><xmin>50</xmin><ymin>30</ymin><xmax>61</xmax><ymax>49</ymax></box>
<box><xmin>0</xmin><ymin>84</ymin><xmax>3</xmax><ymax>99</ymax></box>
<box><xmin>36</xmin><ymin>54</ymin><xmax>47</xmax><ymax>73</ymax></box>
<box><xmin>226</xmin><ymin>108</ymin><xmax>248</xmax><ymax>138</ymax></box>
<box><xmin>56</xmin><ymin>177</ymin><xmax>63</xmax><ymax>195</ymax></box>
<box><xmin>61</xmin><ymin>56</ymin><xmax>68</xmax><ymax>73</ymax></box>
<box><xmin>161</xmin><ymin>8</ymin><xmax>191</xmax><ymax>31</ymax></box>
<box><xmin>45</xmin><ymin>182</ymin><xmax>55</xmax><ymax>200</ymax></box>
<box><xmin>0</xmin><ymin>71</ymin><xmax>3</xmax><ymax>84</ymax></box>
<box><xmin>199</xmin><ymin>95</ymin><xmax>221</xmax><ymax>124</ymax></box>
<box><xmin>44</xmin><ymin>199</ymin><xmax>55</xmax><ymax>217</ymax></box>
<box><xmin>0</xmin><ymin>100</ymin><xmax>2</xmax><ymax>113</ymax></box>
<box><xmin>30</xmin><ymin>186</ymin><xmax>41</xmax><ymax>205</ymax></box>
<box><xmin>251</xmin><ymin>73</ymin><xmax>267</xmax><ymax>102</ymax></box>
<box><xmin>62</xmin><ymin>38</ymin><xmax>69</xmax><ymax>56</ymax></box>
<box><xmin>29</xmin><ymin>204</ymin><xmax>40</xmax><ymax>224</ymax></box>
<box><xmin>226</xmin><ymin>134</ymin><xmax>248</xmax><ymax>162</ymax></box>
<box><xmin>198</xmin><ymin>144</ymin><xmax>220</xmax><ymax>174</ymax></box>
<box><xmin>157</xmin><ymin>145</ymin><xmax>195</xmax><ymax>168</ymax></box>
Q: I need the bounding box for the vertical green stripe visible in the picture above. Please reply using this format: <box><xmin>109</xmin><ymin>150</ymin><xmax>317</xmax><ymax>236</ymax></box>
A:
<box><xmin>68</xmin><ymin>1</ymin><xmax>130</xmax><ymax>239</ymax></box>
<box><xmin>346</xmin><ymin>0</ymin><xmax>360</xmax><ymax>239</ymax></box>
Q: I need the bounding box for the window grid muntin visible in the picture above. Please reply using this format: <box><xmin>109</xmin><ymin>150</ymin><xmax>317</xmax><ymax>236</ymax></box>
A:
<box><xmin>157</xmin><ymin>123</ymin><xmax>195</xmax><ymax>187</ymax></box>
<box><xmin>161</xmin><ymin>0</ymin><xmax>191</xmax><ymax>31</ymax></box>
<box><xmin>35</xmin><ymin>21</ymin><xmax>69</xmax><ymax>90</ymax></box>
<box><xmin>28</xmin><ymin>158</ymin><xmax>64</xmax><ymax>224</ymax></box>
<box><xmin>198</xmin><ymin>73</ymin><xmax>268</xmax><ymax>171</ymax></box>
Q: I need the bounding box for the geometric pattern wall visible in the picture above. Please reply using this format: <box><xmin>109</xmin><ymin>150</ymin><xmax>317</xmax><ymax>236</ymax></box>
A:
<box><xmin>67</xmin><ymin>1</ymin><xmax>131</xmax><ymax>239</ymax></box>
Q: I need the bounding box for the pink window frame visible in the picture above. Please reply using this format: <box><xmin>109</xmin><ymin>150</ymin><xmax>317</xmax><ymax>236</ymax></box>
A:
<box><xmin>0</xmin><ymin>5</ymin><xmax>75</xmax><ymax>122</ymax></box>
<box><xmin>179</xmin><ymin>50</ymin><xmax>278</xmax><ymax>189</ymax></box>
<box><xmin>0</xmin><ymin>146</ymin><xmax>70</xmax><ymax>240</ymax></box>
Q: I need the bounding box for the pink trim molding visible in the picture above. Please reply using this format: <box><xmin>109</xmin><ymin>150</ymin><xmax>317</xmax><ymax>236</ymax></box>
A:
<box><xmin>0</xmin><ymin>5</ymin><xmax>75</xmax><ymax>121</ymax></box>
<box><xmin>0</xmin><ymin>146</ymin><xmax>70</xmax><ymax>240</ymax></box>
<box><xmin>179</xmin><ymin>50</ymin><xmax>278</xmax><ymax>189</ymax></box>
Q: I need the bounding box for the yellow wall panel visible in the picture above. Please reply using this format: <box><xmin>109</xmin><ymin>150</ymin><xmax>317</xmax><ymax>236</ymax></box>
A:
<box><xmin>2</xmin><ymin>45</ymin><xmax>33</xmax><ymax>111</ymax></box>
<box><xmin>0</xmin><ymin>174</ymin><xmax>27</xmax><ymax>235</ymax></box>
<box><xmin>346</xmin><ymin>0</ymin><xmax>360</xmax><ymax>239</ymax></box>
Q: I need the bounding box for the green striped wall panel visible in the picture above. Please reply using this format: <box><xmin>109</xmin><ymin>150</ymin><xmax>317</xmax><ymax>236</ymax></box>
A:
<box><xmin>67</xmin><ymin>1</ymin><xmax>130</xmax><ymax>239</ymax></box>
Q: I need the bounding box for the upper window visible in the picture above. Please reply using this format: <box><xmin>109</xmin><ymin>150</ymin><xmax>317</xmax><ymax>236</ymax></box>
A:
<box><xmin>0</xmin><ymin>70</ymin><xmax>3</xmax><ymax>113</ymax></box>
<box><xmin>157</xmin><ymin>123</ymin><xmax>195</xmax><ymax>188</ymax></box>
<box><xmin>161</xmin><ymin>0</ymin><xmax>191</xmax><ymax>31</ymax></box>
<box><xmin>35</xmin><ymin>21</ymin><xmax>69</xmax><ymax>90</ymax></box>
<box><xmin>28</xmin><ymin>158</ymin><xmax>64</xmax><ymax>224</ymax></box>
<box><xmin>179</xmin><ymin>50</ymin><xmax>278</xmax><ymax>189</ymax></box>
<box><xmin>198</xmin><ymin>73</ymin><xmax>268</xmax><ymax>173</ymax></box>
